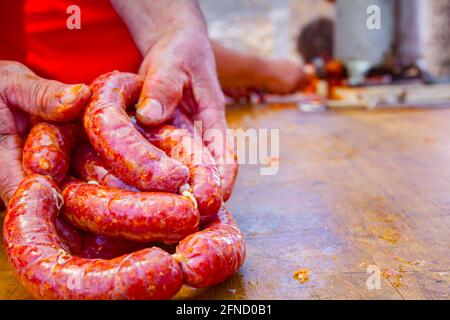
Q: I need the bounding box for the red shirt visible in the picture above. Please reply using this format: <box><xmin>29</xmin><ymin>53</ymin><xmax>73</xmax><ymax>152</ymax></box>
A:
<box><xmin>0</xmin><ymin>0</ymin><xmax>142</xmax><ymax>84</ymax></box>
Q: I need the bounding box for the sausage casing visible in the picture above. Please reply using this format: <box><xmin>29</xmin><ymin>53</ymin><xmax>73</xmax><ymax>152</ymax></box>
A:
<box><xmin>71</xmin><ymin>144</ymin><xmax>137</xmax><ymax>191</ymax></box>
<box><xmin>61</xmin><ymin>181</ymin><xmax>200</xmax><ymax>243</ymax></box>
<box><xmin>79</xmin><ymin>234</ymin><xmax>144</xmax><ymax>260</ymax></box>
<box><xmin>171</xmin><ymin>110</ymin><xmax>238</xmax><ymax>201</ymax></box>
<box><xmin>55</xmin><ymin>217</ymin><xmax>140</xmax><ymax>260</ymax></box>
<box><xmin>23</xmin><ymin>122</ymin><xmax>81</xmax><ymax>183</ymax></box>
<box><xmin>54</xmin><ymin>217</ymin><xmax>83</xmax><ymax>255</ymax></box>
<box><xmin>174</xmin><ymin>207</ymin><xmax>245</xmax><ymax>288</ymax></box>
<box><xmin>84</xmin><ymin>71</ymin><xmax>189</xmax><ymax>192</ymax></box>
<box><xmin>134</xmin><ymin>120</ymin><xmax>221</xmax><ymax>219</ymax></box>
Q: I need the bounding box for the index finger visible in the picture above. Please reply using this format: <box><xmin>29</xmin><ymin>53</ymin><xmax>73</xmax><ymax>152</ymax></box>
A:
<box><xmin>191</xmin><ymin>75</ymin><xmax>238</xmax><ymax>201</ymax></box>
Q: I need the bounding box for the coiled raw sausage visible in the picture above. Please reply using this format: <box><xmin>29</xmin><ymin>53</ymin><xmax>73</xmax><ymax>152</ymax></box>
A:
<box><xmin>171</xmin><ymin>110</ymin><xmax>238</xmax><ymax>201</ymax></box>
<box><xmin>3</xmin><ymin>175</ymin><xmax>183</xmax><ymax>299</ymax></box>
<box><xmin>83</xmin><ymin>71</ymin><xmax>189</xmax><ymax>192</ymax></box>
<box><xmin>79</xmin><ymin>234</ymin><xmax>144</xmax><ymax>260</ymax></box>
<box><xmin>174</xmin><ymin>207</ymin><xmax>245</xmax><ymax>288</ymax></box>
<box><xmin>71</xmin><ymin>144</ymin><xmax>137</xmax><ymax>191</ymax></box>
<box><xmin>134</xmin><ymin>120</ymin><xmax>221</xmax><ymax>219</ymax></box>
<box><xmin>54</xmin><ymin>217</ymin><xmax>83</xmax><ymax>255</ymax></box>
<box><xmin>23</xmin><ymin>122</ymin><xmax>81</xmax><ymax>183</ymax></box>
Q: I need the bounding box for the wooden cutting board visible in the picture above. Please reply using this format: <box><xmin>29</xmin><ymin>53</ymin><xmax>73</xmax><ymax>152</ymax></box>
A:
<box><xmin>1</xmin><ymin>104</ymin><xmax>449</xmax><ymax>299</ymax></box>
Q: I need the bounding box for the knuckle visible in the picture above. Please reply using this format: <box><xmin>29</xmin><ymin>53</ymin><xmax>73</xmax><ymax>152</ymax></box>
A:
<box><xmin>146</xmin><ymin>76</ymin><xmax>184</xmax><ymax>102</ymax></box>
<box><xmin>1</xmin><ymin>179</ymin><xmax>19</xmax><ymax>204</ymax></box>
<box><xmin>197</xmin><ymin>98</ymin><xmax>225</xmax><ymax>114</ymax></box>
<box><xmin>33</xmin><ymin>79</ymin><xmax>52</xmax><ymax>114</ymax></box>
<box><xmin>185</xmin><ymin>52</ymin><xmax>209</xmax><ymax>71</ymax></box>
<box><xmin>0</xmin><ymin>134</ymin><xmax>19</xmax><ymax>150</ymax></box>
<box><xmin>0</xmin><ymin>61</ymin><xmax>28</xmax><ymax>75</ymax></box>
<box><xmin>0</xmin><ymin>134</ymin><xmax>9</xmax><ymax>146</ymax></box>
<box><xmin>0</xmin><ymin>62</ymin><xmax>33</xmax><ymax>96</ymax></box>
<box><xmin>194</xmin><ymin>83</ymin><xmax>226</xmax><ymax>112</ymax></box>
<box><xmin>187</xmin><ymin>54</ymin><xmax>214</xmax><ymax>75</ymax></box>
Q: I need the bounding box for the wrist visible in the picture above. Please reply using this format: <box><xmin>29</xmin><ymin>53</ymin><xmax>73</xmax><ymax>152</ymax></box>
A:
<box><xmin>111</xmin><ymin>0</ymin><xmax>207</xmax><ymax>55</ymax></box>
<box><xmin>144</xmin><ymin>24</ymin><xmax>208</xmax><ymax>55</ymax></box>
<box><xmin>253</xmin><ymin>57</ymin><xmax>277</xmax><ymax>88</ymax></box>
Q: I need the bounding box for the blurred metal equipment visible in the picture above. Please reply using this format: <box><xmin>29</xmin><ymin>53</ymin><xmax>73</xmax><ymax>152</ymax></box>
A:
<box><xmin>335</xmin><ymin>0</ymin><xmax>433</xmax><ymax>85</ymax></box>
<box><xmin>393</xmin><ymin>0</ymin><xmax>427</xmax><ymax>70</ymax></box>
<box><xmin>427</xmin><ymin>0</ymin><xmax>450</xmax><ymax>79</ymax></box>
<box><xmin>335</xmin><ymin>0</ymin><xmax>394</xmax><ymax>85</ymax></box>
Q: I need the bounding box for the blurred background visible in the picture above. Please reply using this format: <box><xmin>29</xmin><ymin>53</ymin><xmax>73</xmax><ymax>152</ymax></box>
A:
<box><xmin>200</xmin><ymin>0</ymin><xmax>450</xmax><ymax>84</ymax></box>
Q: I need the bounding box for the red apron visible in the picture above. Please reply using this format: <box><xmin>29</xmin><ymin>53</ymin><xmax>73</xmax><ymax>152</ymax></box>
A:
<box><xmin>0</xmin><ymin>0</ymin><xmax>142</xmax><ymax>84</ymax></box>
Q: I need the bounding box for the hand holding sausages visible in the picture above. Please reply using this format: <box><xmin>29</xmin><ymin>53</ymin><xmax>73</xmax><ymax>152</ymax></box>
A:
<box><xmin>4</xmin><ymin>70</ymin><xmax>245</xmax><ymax>300</ymax></box>
<box><xmin>136</xmin><ymin>32</ymin><xmax>238</xmax><ymax>200</ymax></box>
<box><xmin>112</xmin><ymin>1</ymin><xmax>232</xmax><ymax>196</ymax></box>
<box><xmin>0</xmin><ymin>61</ymin><xmax>90</xmax><ymax>204</ymax></box>
<box><xmin>134</xmin><ymin>119</ymin><xmax>222</xmax><ymax>219</ymax></box>
<box><xmin>171</xmin><ymin>110</ymin><xmax>239</xmax><ymax>201</ymax></box>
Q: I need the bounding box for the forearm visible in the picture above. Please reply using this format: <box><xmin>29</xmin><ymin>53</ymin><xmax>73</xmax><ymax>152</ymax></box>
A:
<box><xmin>211</xmin><ymin>40</ymin><xmax>266</xmax><ymax>88</ymax></box>
<box><xmin>211</xmin><ymin>40</ymin><xmax>313</xmax><ymax>94</ymax></box>
<box><xmin>110</xmin><ymin>0</ymin><xmax>207</xmax><ymax>55</ymax></box>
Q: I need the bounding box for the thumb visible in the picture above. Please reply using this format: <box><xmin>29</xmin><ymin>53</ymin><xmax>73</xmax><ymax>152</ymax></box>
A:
<box><xmin>136</xmin><ymin>66</ymin><xmax>186</xmax><ymax>126</ymax></box>
<box><xmin>6</xmin><ymin>67</ymin><xmax>90</xmax><ymax>122</ymax></box>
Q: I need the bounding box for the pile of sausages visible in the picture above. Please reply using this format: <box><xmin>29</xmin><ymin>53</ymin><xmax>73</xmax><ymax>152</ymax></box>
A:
<box><xmin>3</xmin><ymin>71</ymin><xmax>244</xmax><ymax>300</ymax></box>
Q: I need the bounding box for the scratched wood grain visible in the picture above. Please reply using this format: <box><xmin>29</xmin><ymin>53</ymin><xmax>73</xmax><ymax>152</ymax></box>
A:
<box><xmin>1</xmin><ymin>105</ymin><xmax>449</xmax><ymax>300</ymax></box>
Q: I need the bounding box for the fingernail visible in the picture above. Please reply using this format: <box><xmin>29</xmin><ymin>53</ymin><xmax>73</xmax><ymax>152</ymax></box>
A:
<box><xmin>137</xmin><ymin>98</ymin><xmax>163</xmax><ymax>124</ymax></box>
<box><xmin>60</xmin><ymin>84</ymin><xmax>83</xmax><ymax>105</ymax></box>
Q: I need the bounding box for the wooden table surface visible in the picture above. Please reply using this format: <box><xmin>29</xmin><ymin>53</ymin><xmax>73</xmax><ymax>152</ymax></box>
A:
<box><xmin>1</xmin><ymin>104</ymin><xmax>449</xmax><ymax>300</ymax></box>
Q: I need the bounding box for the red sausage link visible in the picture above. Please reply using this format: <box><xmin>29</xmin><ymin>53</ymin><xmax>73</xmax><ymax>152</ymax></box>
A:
<box><xmin>134</xmin><ymin>120</ymin><xmax>221</xmax><ymax>219</ymax></box>
<box><xmin>201</xmin><ymin>205</ymin><xmax>238</xmax><ymax>228</ymax></box>
<box><xmin>23</xmin><ymin>122</ymin><xmax>81</xmax><ymax>183</ymax></box>
<box><xmin>71</xmin><ymin>144</ymin><xmax>137</xmax><ymax>191</ymax></box>
<box><xmin>56</xmin><ymin>218</ymin><xmax>138</xmax><ymax>260</ymax></box>
<box><xmin>174</xmin><ymin>207</ymin><xmax>246</xmax><ymax>288</ymax></box>
<box><xmin>3</xmin><ymin>175</ymin><xmax>182</xmax><ymax>300</ymax></box>
<box><xmin>171</xmin><ymin>110</ymin><xmax>239</xmax><ymax>201</ymax></box>
<box><xmin>54</xmin><ymin>217</ymin><xmax>83</xmax><ymax>255</ymax></box>
<box><xmin>80</xmin><ymin>234</ymin><xmax>144</xmax><ymax>260</ymax></box>
<box><xmin>55</xmin><ymin>204</ymin><xmax>144</xmax><ymax>259</ymax></box>
<box><xmin>61</xmin><ymin>180</ymin><xmax>200</xmax><ymax>243</ymax></box>
<box><xmin>55</xmin><ymin>208</ymin><xmax>141</xmax><ymax>259</ymax></box>
<box><xmin>84</xmin><ymin>71</ymin><xmax>189</xmax><ymax>192</ymax></box>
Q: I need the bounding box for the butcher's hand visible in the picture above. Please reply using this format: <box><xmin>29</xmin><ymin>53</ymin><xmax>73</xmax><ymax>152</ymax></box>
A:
<box><xmin>0</xmin><ymin>61</ymin><xmax>90</xmax><ymax>204</ymax></box>
<box><xmin>112</xmin><ymin>0</ymin><xmax>236</xmax><ymax>196</ymax></box>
